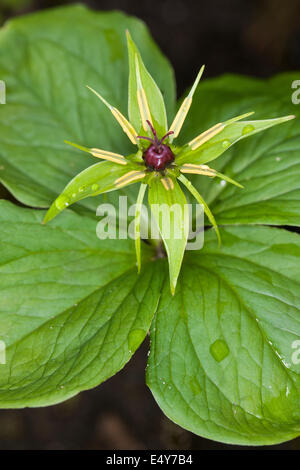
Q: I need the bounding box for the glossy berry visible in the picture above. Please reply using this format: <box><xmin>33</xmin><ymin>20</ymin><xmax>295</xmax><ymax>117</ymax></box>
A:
<box><xmin>143</xmin><ymin>143</ymin><xmax>174</xmax><ymax>170</ymax></box>
<box><xmin>137</xmin><ymin>120</ymin><xmax>174</xmax><ymax>171</ymax></box>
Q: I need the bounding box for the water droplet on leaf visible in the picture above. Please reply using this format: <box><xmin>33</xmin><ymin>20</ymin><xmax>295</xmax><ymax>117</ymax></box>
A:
<box><xmin>222</xmin><ymin>140</ymin><xmax>231</xmax><ymax>149</ymax></box>
<box><xmin>55</xmin><ymin>195</ymin><xmax>69</xmax><ymax>210</ymax></box>
<box><xmin>242</xmin><ymin>124</ymin><xmax>255</xmax><ymax>135</ymax></box>
<box><xmin>92</xmin><ymin>184</ymin><xmax>99</xmax><ymax>191</ymax></box>
<box><xmin>210</xmin><ymin>339</ymin><xmax>229</xmax><ymax>362</ymax></box>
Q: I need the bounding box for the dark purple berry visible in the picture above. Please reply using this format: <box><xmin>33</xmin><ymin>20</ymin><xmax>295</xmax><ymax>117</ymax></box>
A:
<box><xmin>137</xmin><ymin>120</ymin><xmax>175</xmax><ymax>171</ymax></box>
<box><xmin>143</xmin><ymin>143</ymin><xmax>174</xmax><ymax>170</ymax></box>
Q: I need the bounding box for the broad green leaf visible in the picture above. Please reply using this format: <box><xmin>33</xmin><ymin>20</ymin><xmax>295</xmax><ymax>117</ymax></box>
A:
<box><xmin>0</xmin><ymin>200</ymin><xmax>164</xmax><ymax>407</ymax></box>
<box><xmin>0</xmin><ymin>5</ymin><xmax>175</xmax><ymax>210</ymax></box>
<box><xmin>148</xmin><ymin>176</ymin><xmax>189</xmax><ymax>294</ymax></box>
<box><xmin>43</xmin><ymin>160</ymin><xmax>140</xmax><ymax>224</ymax></box>
<box><xmin>147</xmin><ymin>225</ymin><xmax>300</xmax><ymax>445</ymax></box>
<box><xmin>176</xmin><ymin>115</ymin><xmax>294</xmax><ymax>166</ymax></box>
<box><xmin>127</xmin><ymin>30</ymin><xmax>168</xmax><ymax>137</ymax></box>
<box><xmin>178</xmin><ymin>73</ymin><xmax>300</xmax><ymax>226</ymax></box>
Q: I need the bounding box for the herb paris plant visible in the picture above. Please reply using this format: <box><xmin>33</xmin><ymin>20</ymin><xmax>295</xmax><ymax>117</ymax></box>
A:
<box><xmin>43</xmin><ymin>31</ymin><xmax>294</xmax><ymax>294</ymax></box>
<box><xmin>0</xmin><ymin>5</ymin><xmax>300</xmax><ymax>447</ymax></box>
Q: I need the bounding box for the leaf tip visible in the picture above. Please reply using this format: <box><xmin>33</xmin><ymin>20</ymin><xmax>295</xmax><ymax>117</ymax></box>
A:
<box><xmin>215</xmin><ymin>227</ymin><xmax>221</xmax><ymax>247</ymax></box>
<box><xmin>126</xmin><ymin>29</ymin><xmax>135</xmax><ymax>50</ymax></box>
<box><xmin>189</xmin><ymin>65</ymin><xmax>205</xmax><ymax>97</ymax></box>
<box><xmin>199</xmin><ymin>64</ymin><xmax>205</xmax><ymax>78</ymax></box>
<box><xmin>64</xmin><ymin>140</ymin><xmax>91</xmax><ymax>154</ymax></box>
<box><xmin>42</xmin><ymin>212</ymin><xmax>51</xmax><ymax>225</ymax></box>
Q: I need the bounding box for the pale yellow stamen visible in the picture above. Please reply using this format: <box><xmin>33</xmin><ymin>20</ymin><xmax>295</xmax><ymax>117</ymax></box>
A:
<box><xmin>135</xmin><ymin>54</ymin><xmax>153</xmax><ymax>131</ymax></box>
<box><xmin>161</xmin><ymin>177</ymin><xmax>174</xmax><ymax>191</ymax></box>
<box><xmin>86</xmin><ymin>85</ymin><xmax>138</xmax><ymax>145</ymax></box>
<box><xmin>187</xmin><ymin>113</ymin><xmax>257</xmax><ymax>152</ymax></box>
<box><xmin>188</xmin><ymin>123</ymin><xmax>224</xmax><ymax>150</ymax></box>
<box><xmin>115</xmin><ymin>170</ymin><xmax>145</xmax><ymax>188</ymax></box>
<box><xmin>181</xmin><ymin>164</ymin><xmax>243</xmax><ymax>188</ymax></box>
<box><xmin>111</xmin><ymin>108</ymin><xmax>138</xmax><ymax>145</ymax></box>
<box><xmin>91</xmin><ymin>148</ymin><xmax>127</xmax><ymax>165</ymax></box>
<box><xmin>225</xmin><ymin>111</ymin><xmax>255</xmax><ymax>125</ymax></box>
<box><xmin>180</xmin><ymin>163</ymin><xmax>216</xmax><ymax>177</ymax></box>
<box><xmin>169</xmin><ymin>65</ymin><xmax>205</xmax><ymax>141</ymax></box>
<box><xmin>169</xmin><ymin>97</ymin><xmax>192</xmax><ymax>139</ymax></box>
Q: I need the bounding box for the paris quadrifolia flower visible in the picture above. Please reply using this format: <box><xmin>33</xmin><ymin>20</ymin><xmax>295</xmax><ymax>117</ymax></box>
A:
<box><xmin>43</xmin><ymin>31</ymin><xmax>295</xmax><ymax>294</ymax></box>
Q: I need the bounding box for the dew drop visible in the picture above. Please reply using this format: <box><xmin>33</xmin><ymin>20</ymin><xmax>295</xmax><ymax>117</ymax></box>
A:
<box><xmin>276</xmin><ymin>157</ymin><xmax>281</xmax><ymax>162</ymax></box>
<box><xmin>55</xmin><ymin>195</ymin><xmax>69</xmax><ymax>210</ymax></box>
<box><xmin>220</xmin><ymin>180</ymin><xmax>227</xmax><ymax>187</ymax></box>
<box><xmin>222</xmin><ymin>140</ymin><xmax>231</xmax><ymax>149</ymax></box>
<box><xmin>128</xmin><ymin>329</ymin><xmax>146</xmax><ymax>352</ymax></box>
<box><xmin>79</xmin><ymin>186</ymin><xmax>85</xmax><ymax>193</ymax></box>
<box><xmin>242</xmin><ymin>124</ymin><xmax>255</xmax><ymax>135</ymax></box>
<box><xmin>92</xmin><ymin>183</ymin><xmax>99</xmax><ymax>192</ymax></box>
<box><xmin>210</xmin><ymin>339</ymin><xmax>229</xmax><ymax>362</ymax></box>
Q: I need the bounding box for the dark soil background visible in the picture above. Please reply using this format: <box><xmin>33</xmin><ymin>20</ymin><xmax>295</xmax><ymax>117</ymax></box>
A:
<box><xmin>0</xmin><ymin>0</ymin><xmax>300</xmax><ymax>451</ymax></box>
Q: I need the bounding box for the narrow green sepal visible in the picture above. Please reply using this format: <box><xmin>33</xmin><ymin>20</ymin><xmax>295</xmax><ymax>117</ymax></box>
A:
<box><xmin>43</xmin><ymin>161</ymin><xmax>136</xmax><ymax>224</ymax></box>
<box><xmin>148</xmin><ymin>176</ymin><xmax>189</xmax><ymax>294</ymax></box>
<box><xmin>179</xmin><ymin>174</ymin><xmax>221</xmax><ymax>246</ymax></box>
<box><xmin>134</xmin><ymin>183</ymin><xmax>148</xmax><ymax>273</ymax></box>
<box><xmin>126</xmin><ymin>30</ymin><xmax>168</xmax><ymax>137</ymax></box>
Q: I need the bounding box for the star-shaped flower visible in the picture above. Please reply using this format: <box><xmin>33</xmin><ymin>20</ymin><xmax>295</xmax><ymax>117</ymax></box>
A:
<box><xmin>44</xmin><ymin>31</ymin><xmax>294</xmax><ymax>294</ymax></box>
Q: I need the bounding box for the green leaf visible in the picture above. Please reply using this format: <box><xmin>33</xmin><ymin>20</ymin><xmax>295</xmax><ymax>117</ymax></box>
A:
<box><xmin>148</xmin><ymin>176</ymin><xmax>189</xmax><ymax>294</ymax></box>
<box><xmin>0</xmin><ymin>5</ymin><xmax>175</xmax><ymax>210</ymax></box>
<box><xmin>179</xmin><ymin>174</ymin><xmax>221</xmax><ymax>245</ymax></box>
<box><xmin>43</xmin><ymin>160</ymin><xmax>139</xmax><ymax>224</ymax></box>
<box><xmin>127</xmin><ymin>30</ymin><xmax>168</xmax><ymax>137</ymax></box>
<box><xmin>177</xmin><ymin>115</ymin><xmax>294</xmax><ymax>166</ymax></box>
<box><xmin>0</xmin><ymin>200</ymin><xmax>164</xmax><ymax>407</ymax></box>
<box><xmin>134</xmin><ymin>183</ymin><xmax>148</xmax><ymax>273</ymax></box>
<box><xmin>147</xmin><ymin>225</ymin><xmax>300</xmax><ymax>445</ymax></box>
<box><xmin>178</xmin><ymin>73</ymin><xmax>300</xmax><ymax>226</ymax></box>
